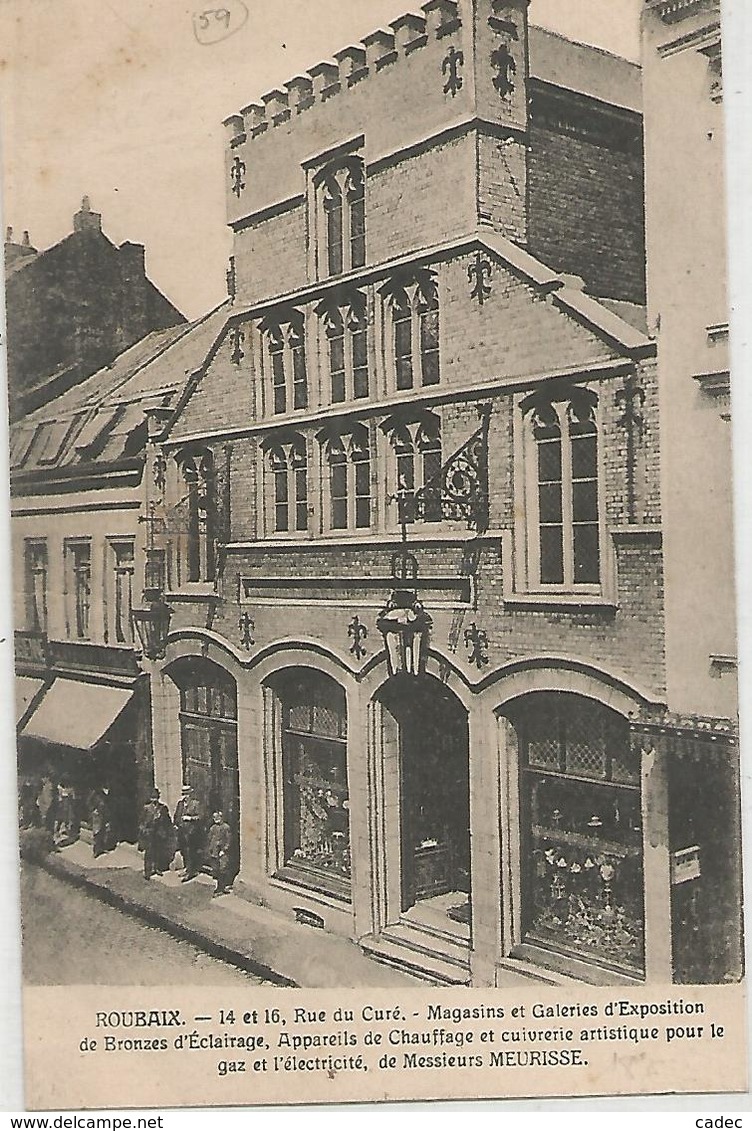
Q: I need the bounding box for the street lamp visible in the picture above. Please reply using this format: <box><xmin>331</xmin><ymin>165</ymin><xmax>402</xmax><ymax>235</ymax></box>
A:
<box><xmin>132</xmin><ymin>586</ymin><xmax>173</xmax><ymax>661</ymax></box>
<box><xmin>376</xmin><ymin>490</ymin><xmax>432</xmax><ymax>678</ymax></box>
<box><xmin>132</xmin><ymin>512</ymin><xmax>172</xmax><ymax>661</ymax></box>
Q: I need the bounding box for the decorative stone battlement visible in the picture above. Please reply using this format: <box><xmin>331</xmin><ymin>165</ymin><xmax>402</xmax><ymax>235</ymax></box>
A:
<box><xmin>222</xmin><ymin>1</ymin><xmax>462</xmax><ymax>144</ymax></box>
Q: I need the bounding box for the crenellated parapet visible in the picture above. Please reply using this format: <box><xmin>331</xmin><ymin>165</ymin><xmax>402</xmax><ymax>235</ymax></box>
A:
<box><xmin>223</xmin><ymin>0</ymin><xmax>530</xmax><ymax>233</ymax></box>
<box><xmin>223</xmin><ymin>2</ymin><xmax>463</xmax><ymax>148</ymax></box>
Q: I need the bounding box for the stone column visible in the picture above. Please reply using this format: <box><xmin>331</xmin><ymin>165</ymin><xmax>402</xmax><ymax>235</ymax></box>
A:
<box><xmin>236</xmin><ymin>672</ymin><xmax>265</xmax><ymax>887</ymax></box>
<box><xmin>642</xmin><ymin>744</ymin><xmax>673</xmax><ymax>982</ymax></box>
<box><xmin>149</xmin><ymin>665</ymin><xmax>182</xmax><ymax>812</ymax></box>
<box><xmin>468</xmin><ymin>700</ymin><xmax>503</xmax><ymax>986</ymax></box>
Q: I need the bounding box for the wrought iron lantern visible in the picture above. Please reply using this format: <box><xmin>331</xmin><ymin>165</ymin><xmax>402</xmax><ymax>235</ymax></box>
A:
<box><xmin>376</xmin><ymin>526</ymin><xmax>432</xmax><ymax>678</ymax></box>
<box><xmin>376</xmin><ymin>586</ymin><xmax>432</xmax><ymax>678</ymax></box>
<box><xmin>132</xmin><ymin>585</ymin><xmax>173</xmax><ymax>661</ymax></box>
<box><xmin>132</xmin><ymin>544</ymin><xmax>172</xmax><ymax>661</ymax></box>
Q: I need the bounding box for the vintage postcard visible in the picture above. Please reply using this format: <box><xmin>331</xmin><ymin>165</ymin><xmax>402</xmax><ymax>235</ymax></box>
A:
<box><xmin>0</xmin><ymin>0</ymin><xmax>747</xmax><ymax>1109</ymax></box>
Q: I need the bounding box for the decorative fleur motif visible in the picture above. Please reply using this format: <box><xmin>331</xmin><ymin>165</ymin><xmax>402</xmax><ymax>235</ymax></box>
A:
<box><xmin>229</xmin><ymin>324</ymin><xmax>245</xmax><ymax>366</ymax></box>
<box><xmin>230</xmin><ymin>154</ymin><xmax>246</xmax><ymax>198</ymax></box>
<box><xmin>616</xmin><ymin>375</ymin><xmax>646</xmax><ymax>523</ymax></box>
<box><xmin>468</xmin><ymin>251</ymin><xmax>493</xmax><ymax>305</ymax></box>
<box><xmin>464</xmin><ymin>622</ymin><xmax>489</xmax><ymax>669</ymax></box>
<box><xmin>348</xmin><ymin>616</ymin><xmax>368</xmax><ymax>662</ymax></box>
<box><xmin>490</xmin><ymin>43</ymin><xmax>516</xmax><ymax>100</ymax></box>
<box><xmin>239</xmin><ymin>612</ymin><xmax>255</xmax><ymax>650</ymax></box>
<box><xmin>442</xmin><ymin>45</ymin><xmax>464</xmax><ymax>98</ymax></box>
<box><xmin>153</xmin><ymin>449</ymin><xmax>167</xmax><ymax>493</ymax></box>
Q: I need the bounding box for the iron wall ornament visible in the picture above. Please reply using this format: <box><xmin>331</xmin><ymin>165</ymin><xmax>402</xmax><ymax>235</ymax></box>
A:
<box><xmin>230</xmin><ymin>154</ymin><xmax>246</xmax><ymax>197</ymax></box>
<box><xmin>239</xmin><ymin>611</ymin><xmax>255</xmax><ymax>650</ymax></box>
<box><xmin>153</xmin><ymin>449</ymin><xmax>167</xmax><ymax>493</ymax></box>
<box><xmin>442</xmin><ymin>45</ymin><xmax>464</xmax><ymax>97</ymax></box>
<box><xmin>468</xmin><ymin>251</ymin><xmax>493</xmax><ymax>305</ymax></box>
<box><xmin>491</xmin><ymin>42</ymin><xmax>516</xmax><ymax>99</ymax></box>
<box><xmin>414</xmin><ymin>403</ymin><xmax>491</xmax><ymax>532</ymax></box>
<box><xmin>464</xmin><ymin>622</ymin><xmax>490</xmax><ymax>669</ymax></box>
<box><xmin>229</xmin><ymin>324</ymin><xmax>245</xmax><ymax>366</ymax></box>
<box><xmin>616</xmin><ymin>374</ymin><xmax>646</xmax><ymax>524</ymax></box>
<box><xmin>347</xmin><ymin>615</ymin><xmax>368</xmax><ymax>661</ymax></box>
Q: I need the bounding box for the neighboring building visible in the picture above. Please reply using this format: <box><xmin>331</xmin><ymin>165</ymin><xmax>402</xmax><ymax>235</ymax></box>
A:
<box><xmin>4</xmin><ymin>198</ymin><xmax>186</xmax><ymax>421</ymax></box>
<box><xmin>641</xmin><ymin>0</ymin><xmax>741</xmax><ymax>983</ymax></box>
<box><xmin>136</xmin><ymin>0</ymin><xmax>706</xmax><ymax>989</ymax></box>
<box><xmin>12</xmin><ymin>305</ymin><xmax>228</xmax><ymax>842</ymax></box>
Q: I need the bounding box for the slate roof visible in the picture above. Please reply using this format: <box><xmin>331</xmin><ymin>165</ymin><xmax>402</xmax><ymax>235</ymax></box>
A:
<box><xmin>10</xmin><ymin>303</ymin><xmax>230</xmax><ymax>480</ymax></box>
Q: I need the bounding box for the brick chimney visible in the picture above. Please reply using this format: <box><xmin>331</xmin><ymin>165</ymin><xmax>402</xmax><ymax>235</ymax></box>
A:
<box><xmin>73</xmin><ymin>195</ymin><xmax>102</xmax><ymax>233</ymax></box>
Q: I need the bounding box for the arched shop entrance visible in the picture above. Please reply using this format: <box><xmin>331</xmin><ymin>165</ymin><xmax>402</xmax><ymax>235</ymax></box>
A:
<box><xmin>507</xmin><ymin>691</ymin><xmax>644</xmax><ymax>978</ymax></box>
<box><xmin>169</xmin><ymin>657</ymin><xmax>240</xmax><ymax>879</ymax></box>
<box><xmin>380</xmin><ymin>674</ymin><xmax>470</xmax><ymax>928</ymax></box>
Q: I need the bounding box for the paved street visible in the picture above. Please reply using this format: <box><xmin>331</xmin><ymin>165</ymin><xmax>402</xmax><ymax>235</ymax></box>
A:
<box><xmin>21</xmin><ymin>863</ymin><xmax>267</xmax><ymax>985</ymax></box>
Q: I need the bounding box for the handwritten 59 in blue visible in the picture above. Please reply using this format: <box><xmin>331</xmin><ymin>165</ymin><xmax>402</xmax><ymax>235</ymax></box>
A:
<box><xmin>193</xmin><ymin>1</ymin><xmax>248</xmax><ymax>45</ymax></box>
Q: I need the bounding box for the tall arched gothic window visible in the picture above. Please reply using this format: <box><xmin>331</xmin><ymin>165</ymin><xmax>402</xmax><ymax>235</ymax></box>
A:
<box><xmin>261</xmin><ymin>312</ymin><xmax>308</xmax><ymax>417</ymax></box>
<box><xmin>388</xmin><ymin>276</ymin><xmax>440</xmax><ymax>392</ymax></box>
<box><xmin>523</xmin><ymin>390</ymin><xmax>601</xmax><ymax>589</ymax></box>
<box><xmin>386</xmin><ymin>414</ymin><xmax>443</xmax><ymax>524</ymax></box>
<box><xmin>323</xmin><ymin>425</ymin><xmax>371</xmax><ymax>531</ymax></box>
<box><xmin>177</xmin><ymin>449</ymin><xmax>215</xmax><ymax>584</ymax></box>
<box><xmin>266</xmin><ymin>435</ymin><xmax>308</xmax><ymax>535</ymax></box>
<box><xmin>318</xmin><ymin>159</ymin><xmax>366</xmax><ymax>279</ymax></box>
<box><xmin>319</xmin><ymin>291</ymin><xmax>369</xmax><ymax>405</ymax></box>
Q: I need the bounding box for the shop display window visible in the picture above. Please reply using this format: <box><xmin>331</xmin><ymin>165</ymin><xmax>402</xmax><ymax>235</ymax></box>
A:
<box><xmin>518</xmin><ymin>693</ymin><xmax>644</xmax><ymax>975</ymax></box>
<box><xmin>280</xmin><ymin>672</ymin><xmax>350</xmax><ymax>895</ymax></box>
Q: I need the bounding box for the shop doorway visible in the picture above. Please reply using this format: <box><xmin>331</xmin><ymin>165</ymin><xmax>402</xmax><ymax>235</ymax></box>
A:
<box><xmin>171</xmin><ymin>658</ymin><xmax>240</xmax><ymax>878</ymax></box>
<box><xmin>381</xmin><ymin>675</ymin><xmax>470</xmax><ymax>925</ymax></box>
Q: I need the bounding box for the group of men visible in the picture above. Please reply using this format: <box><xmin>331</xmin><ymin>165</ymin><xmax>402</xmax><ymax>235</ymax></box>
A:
<box><xmin>138</xmin><ymin>784</ymin><xmax>234</xmax><ymax>896</ymax></box>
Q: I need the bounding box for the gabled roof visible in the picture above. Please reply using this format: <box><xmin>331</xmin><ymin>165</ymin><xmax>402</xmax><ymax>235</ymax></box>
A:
<box><xmin>10</xmin><ymin>303</ymin><xmax>230</xmax><ymax>481</ymax></box>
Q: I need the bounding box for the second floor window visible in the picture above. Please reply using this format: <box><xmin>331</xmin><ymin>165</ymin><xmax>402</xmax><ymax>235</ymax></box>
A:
<box><xmin>390</xmin><ymin>278</ymin><xmax>440</xmax><ymax>392</ymax></box>
<box><xmin>389</xmin><ymin>415</ymin><xmax>443</xmax><ymax>524</ymax></box>
<box><xmin>108</xmin><ymin>540</ymin><xmax>135</xmax><ymax>645</ymax></box>
<box><xmin>268</xmin><ymin>438</ymin><xmax>309</xmax><ymax>534</ymax></box>
<box><xmin>65</xmin><ymin>540</ymin><xmax>91</xmax><ymax>640</ymax></box>
<box><xmin>24</xmin><ymin>540</ymin><xmax>48</xmax><ymax>634</ymax></box>
<box><xmin>526</xmin><ymin>392</ymin><xmax>601</xmax><ymax>588</ymax></box>
<box><xmin>326</xmin><ymin>427</ymin><xmax>371</xmax><ymax>531</ymax></box>
<box><xmin>265</xmin><ymin>315</ymin><xmax>308</xmax><ymax>416</ymax></box>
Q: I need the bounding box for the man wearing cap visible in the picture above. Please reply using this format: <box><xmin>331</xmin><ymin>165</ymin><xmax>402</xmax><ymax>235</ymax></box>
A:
<box><xmin>138</xmin><ymin>788</ymin><xmax>172</xmax><ymax>880</ymax></box>
<box><xmin>173</xmin><ymin>784</ymin><xmax>204</xmax><ymax>881</ymax></box>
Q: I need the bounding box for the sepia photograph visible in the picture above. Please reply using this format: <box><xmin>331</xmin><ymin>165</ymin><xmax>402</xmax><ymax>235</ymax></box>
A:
<box><xmin>0</xmin><ymin>0</ymin><xmax>747</xmax><ymax>1109</ymax></box>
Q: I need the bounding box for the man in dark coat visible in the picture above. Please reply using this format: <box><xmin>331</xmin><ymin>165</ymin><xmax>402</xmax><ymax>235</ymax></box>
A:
<box><xmin>173</xmin><ymin>785</ymin><xmax>203</xmax><ymax>881</ymax></box>
<box><xmin>90</xmin><ymin>786</ymin><xmax>117</xmax><ymax>858</ymax></box>
<box><xmin>139</xmin><ymin>788</ymin><xmax>172</xmax><ymax>880</ymax></box>
<box><xmin>206</xmin><ymin>810</ymin><xmax>233</xmax><ymax>896</ymax></box>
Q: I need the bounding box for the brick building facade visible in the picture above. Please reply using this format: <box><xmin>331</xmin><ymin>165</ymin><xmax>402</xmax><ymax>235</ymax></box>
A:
<box><xmin>135</xmin><ymin>0</ymin><xmax>740</xmax><ymax>986</ymax></box>
<box><xmin>4</xmin><ymin>198</ymin><xmax>185</xmax><ymax>421</ymax></box>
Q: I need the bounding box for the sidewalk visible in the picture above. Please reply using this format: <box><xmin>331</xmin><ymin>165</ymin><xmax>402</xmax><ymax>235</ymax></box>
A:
<box><xmin>38</xmin><ymin>839</ymin><xmax>422</xmax><ymax>989</ymax></box>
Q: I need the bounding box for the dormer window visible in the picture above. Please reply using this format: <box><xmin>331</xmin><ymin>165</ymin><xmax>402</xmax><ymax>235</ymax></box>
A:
<box><xmin>316</xmin><ymin>157</ymin><xmax>366</xmax><ymax>279</ymax></box>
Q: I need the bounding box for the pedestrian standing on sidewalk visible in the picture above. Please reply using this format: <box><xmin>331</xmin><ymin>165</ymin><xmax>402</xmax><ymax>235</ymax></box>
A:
<box><xmin>90</xmin><ymin>785</ymin><xmax>116</xmax><ymax>858</ymax></box>
<box><xmin>207</xmin><ymin>810</ymin><xmax>233</xmax><ymax>896</ymax></box>
<box><xmin>173</xmin><ymin>785</ymin><xmax>203</xmax><ymax>881</ymax></box>
<box><xmin>138</xmin><ymin>788</ymin><xmax>171</xmax><ymax>880</ymax></box>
